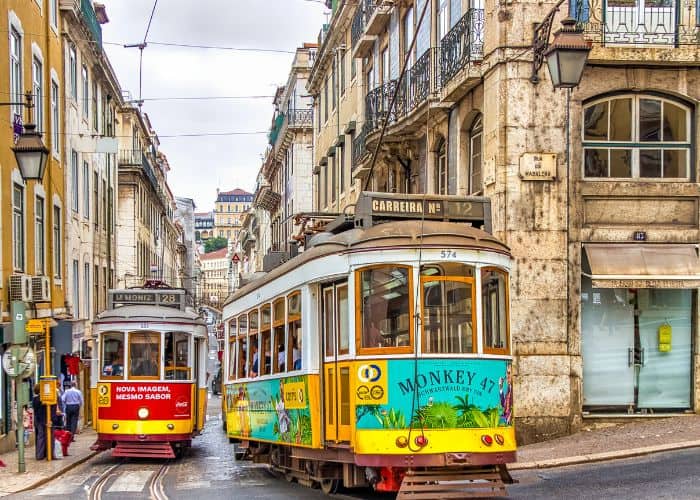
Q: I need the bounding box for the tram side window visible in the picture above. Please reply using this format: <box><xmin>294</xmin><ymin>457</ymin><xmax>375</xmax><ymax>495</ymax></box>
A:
<box><xmin>228</xmin><ymin>318</ymin><xmax>237</xmax><ymax>379</ymax></box>
<box><xmin>165</xmin><ymin>332</ymin><xmax>190</xmax><ymax>380</ymax></box>
<box><xmin>273</xmin><ymin>298</ymin><xmax>285</xmax><ymax>373</ymax></box>
<box><xmin>129</xmin><ymin>331</ymin><xmax>161</xmax><ymax>379</ymax></box>
<box><xmin>236</xmin><ymin>314</ymin><xmax>248</xmax><ymax>379</ymax></box>
<box><xmin>248</xmin><ymin>310</ymin><xmax>259</xmax><ymax>377</ymax></box>
<box><xmin>260</xmin><ymin>304</ymin><xmax>272</xmax><ymax>376</ymax></box>
<box><xmin>287</xmin><ymin>292</ymin><xmax>302</xmax><ymax>371</ymax></box>
<box><xmin>359</xmin><ymin>266</ymin><xmax>412</xmax><ymax>350</ymax></box>
<box><xmin>482</xmin><ymin>268</ymin><xmax>509</xmax><ymax>353</ymax></box>
<box><xmin>102</xmin><ymin>332</ymin><xmax>124</xmax><ymax>378</ymax></box>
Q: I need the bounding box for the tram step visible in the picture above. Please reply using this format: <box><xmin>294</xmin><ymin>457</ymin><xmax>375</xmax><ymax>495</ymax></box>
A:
<box><xmin>112</xmin><ymin>442</ymin><xmax>176</xmax><ymax>459</ymax></box>
<box><xmin>397</xmin><ymin>466</ymin><xmax>507</xmax><ymax>499</ymax></box>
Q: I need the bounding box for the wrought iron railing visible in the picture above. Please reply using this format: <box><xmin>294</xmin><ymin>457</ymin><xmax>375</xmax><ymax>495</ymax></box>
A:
<box><xmin>288</xmin><ymin>109</ymin><xmax>313</xmax><ymax>127</ymax></box>
<box><xmin>352</xmin><ymin>123</ymin><xmax>370</xmax><ymax>170</ymax></box>
<box><xmin>440</xmin><ymin>8</ymin><xmax>484</xmax><ymax>88</ymax></box>
<box><xmin>80</xmin><ymin>0</ymin><xmax>102</xmax><ymax>48</ymax></box>
<box><xmin>573</xmin><ymin>2</ymin><xmax>700</xmax><ymax>46</ymax></box>
<box><xmin>365</xmin><ymin>80</ymin><xmax>399</xmax><ymax>131</ymax></box>
<box><xmin>351</xmin><ymin>0</ymin><xmax>377</xmax><ymax>47</ymax></box>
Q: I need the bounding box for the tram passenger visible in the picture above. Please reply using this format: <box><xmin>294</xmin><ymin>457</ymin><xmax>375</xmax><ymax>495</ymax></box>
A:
<box><xmin>277</xmin><ymin>344</ymin><xmax>285</xmax><ymax>371</ymax></box>
<box><xmin>292</xmin><ymin>339</ymin><xmax>301</xmax><ymax>370</ymax></box>
<box><xmin>134</xmin><ymin>351</ymin><xmax>159</xmax><ymax>377</ymax></box>
<box><xmin>249</xmin><ymin>345</ymin><xmax>259</xmax><ymax>378</ymax></box>
<box><xmin>103</xmin><ymin>347</ymin><xmax>124</xmax><ymax>377</ymax></box>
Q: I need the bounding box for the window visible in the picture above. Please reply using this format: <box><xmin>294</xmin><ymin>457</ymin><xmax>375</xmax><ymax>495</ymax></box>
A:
<box><xmin>381</xmin><ymin>47</ymin><xmax>390</xmax><ymax>84</ymax></box>
<box><xmin>248</xmin><ymin>310</ymin><xmax>259</xmax><ymax>377</ymax></box>
<box><xmin>83</xmin><ymin>161</ymin><xmax>90</xmax><ymax>217</ymax></box>
<box><xmin>69</xmin><ymin>46</ymin><xmax>77</xmax><ymax>100</ymax></box>
<box><xmin>403</xmin><ymin>6</ymin><xmax>415</xmax><ymax>66</ymax></box>
<box><xmin>71</xmin><ymin>150</ymin><xmax>79</xmax><ymax>211</ymax></box>
<box><xmin>482</xmin><ymin>268</ymin><xmax>509</xmax><ymax>353</ymax></box>
<box><xmin>421</xmin><ymin>263</ymin><xmax>475</xmax><ymax>354</ymax></box>
<box><xmin>35</xmin><ymin>196</ymin><xmax>45</xmax><ymax>274</ymax></box>
<box><xmin>228</xmin><ymin>318</ymin><xmax>238</xmax><ymax>379</ymax></box>
<box><xmin>93</xmin><ymin>171</ymin><xmax>99</xmax><ymax>226</ymax></box>
<box><xmin>273</xmin><ymin>298</ymin><xmax>285</xmax><ymax>372</ymax></box>
<box><xmin>51</xmin><ymin>80</ymin><xmax>59</xmax><ymax>153</ymax></box>
<box><xmin>236</xmin><ymin>315</ymin><xmax>248</xmax><ymax>379</ymax></box>
<box><xmin>324</xmin><ymin>78</ymin><xmax>329</xmax><ymax>122</ymax></box>
<box><xmin>32</xmin><ymin>58</ymin><xmax>43</xmax><ymax>132</ymax></box>
<box><xmin>72</xmin><ymin>259</ymin><xmax>79</xmax><ymax>318</ymax></box>
<box><xmin>260</xmin><ymin>304</ymin><xmax>272</xmax><ymax>376</ymax></box>
<box><xmin>81</xmin><ymin>65</ymin><xmax>89</xmax><ymax>118</ymax></box>
<box><xmin>287</xmin><ymin>293</ymin><xmax>302</xmax><ymax>371</ymax></box>
<box><xmin>469</xmin><ymin>115</ymin><xmax>483</xmax><ymax>194</ymax></box>
<box><xmin>92</xmin><ymin>79</ymin><xmax>98</xmax><ymax>131</ymax></box>
<box><xmin>101</xmin><ymin>332</ymin><xmax>124</xmax><ymax>379</ymax></box>
<box><xmin>10</xmin><ymin>28</ymin><xmax>22</xmax><ymax>118</ymax></box>
<box><xmin>94</xmin><ymin>264</ymin><xmax>99</xmax><ymax>315</ymax></box>
<box><xmin>13</xmin><ymin>184</ymin><xmax>25</xmax><ymax>271</ymax></box>
<box><xmin>53</xmin><ymin>205</ymin><xmax>61</xmax><ymax>278</ymax></box>
<box><xmin>128</xmin><ymin>331</ymin><xmax>160</xmax><ymax>379</ymax></box>
<box><xmin>583</xmin><ymin>95</ymin><xmax>691</xmax><ymax>179</ymax></box>
<box><xmin>331</xmin><ymin>62</ymin><xmax>337</xmax><ymax>110</ymax></box>
<box><xmin>339</xmin><ymin>49</ymin><xmax>346</xmax><ymax>97</ymax></box>
<box><xmin>50</xmin><ymin>0</ymin><xmax>58</xmax><ymax>27</ymax></box>
<box><xmin>436</xmin><ymin>139</ymin><xmax>447</xmax><ymax>194</ymax></box>
<box><xmin>357</xmin><ymin>265</ymin><xmax>413</xmax><ymax>352</ymax></box>
<box><xmin>331</xmin><ymin>155</ymin><xmax>337</xmax><ymax>203</ymax></box>
<box><xmin>165</xmin><ymin>331</ymin><xmax>190</xmax><ymax>380</ymax></box>
<box><xmin>84</xmin><ymin>262</ymin><xmax>90</xmax><ymax>318</ymax></box>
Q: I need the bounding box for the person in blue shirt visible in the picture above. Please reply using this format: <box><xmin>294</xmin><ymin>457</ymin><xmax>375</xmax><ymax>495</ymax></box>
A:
<box><xmin>61</xmin><ymin>382</ymin><xmax>83</xmax><ymax>438</ymax></box>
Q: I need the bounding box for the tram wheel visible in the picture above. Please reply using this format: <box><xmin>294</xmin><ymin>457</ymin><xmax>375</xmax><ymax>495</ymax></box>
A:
<box><xmin>320</xmin><ymin>479</ymin><xmax>341</xmax><ymax>495</ymax></box>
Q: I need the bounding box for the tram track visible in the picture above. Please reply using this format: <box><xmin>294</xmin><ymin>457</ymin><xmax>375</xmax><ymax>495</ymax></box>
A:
<box><xmin>86</xmin><ymin>458</ymin><xmax>171</xmax><ymax>500</ymax></box>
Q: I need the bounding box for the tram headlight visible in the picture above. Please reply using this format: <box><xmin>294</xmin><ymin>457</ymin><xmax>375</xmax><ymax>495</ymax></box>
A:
<box><xmin>395</xmin><ymin>436</ymin><xmax>408</xmax><ymax>448</ymax></box>
<box><xmin>137</xmin><ymin>407</ymin><xmax>150</xmax><ymax>420</ymax></box>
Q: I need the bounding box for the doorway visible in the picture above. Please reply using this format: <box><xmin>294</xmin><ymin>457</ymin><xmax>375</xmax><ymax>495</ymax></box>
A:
<box><xmin>582</xmin><ymin>278</ymin><xmax>692</xmax><ymax>411</ymax></box>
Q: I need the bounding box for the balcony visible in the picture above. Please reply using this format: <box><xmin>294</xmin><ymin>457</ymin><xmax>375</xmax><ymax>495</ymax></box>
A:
<box><xmin>572</xmin><ymin>0</ymin><xmax>700</xmax><ymax>57</ymax></box>
<box><xmin>352</xmin><ymin>123</ymin><xmax>371</xmax><ymax>176</ymax></box>
<box><xmin>364</xmin><ymin>48</ymin><xmax>441</xmax><ymax>134</ymax></box>
<box><xmin>287</xmin><ymin>109</ymin><xmax>313</xmax><ymax>129</ymax></box>
<box><xmin>118</xmin><ymin>149</ymin><xmax>159</xmax><ymax>193</ymax></box>
<box><xmin>253</xmin><ymin>184</ymin><xmax>281</xmax><ymax>212</ymax></box>
<box><xmin>352</xmin><ymin>0</ymin><xmax>387</xmax><ymax>59</ymax></box>
<box><xmin>440</xmin><ymin>8</ymin><xmax>484</xmax><ymax>93</ymax></box>
<box><xmin>80</xmin><ymin>0</ymin><xmax>102</xmax><ymax>48</ymax></box>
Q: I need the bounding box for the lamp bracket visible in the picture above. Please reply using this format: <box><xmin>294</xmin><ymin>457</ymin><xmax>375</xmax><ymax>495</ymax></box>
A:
<box><xmin>531</xmin><ymin>0</ymin><xmax>568</xmax><ymax>84</ymax></box>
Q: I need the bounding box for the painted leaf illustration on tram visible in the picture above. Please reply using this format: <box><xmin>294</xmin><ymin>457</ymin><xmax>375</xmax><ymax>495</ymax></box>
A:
<box><xmin>412</xmin><ymin>402</ymin><xmax>459</xmax><ymax>429</ymax></box>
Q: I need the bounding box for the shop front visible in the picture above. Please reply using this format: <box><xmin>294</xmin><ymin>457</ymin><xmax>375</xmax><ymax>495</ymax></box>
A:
<box><xmin>581</xmin><ymin>244</ymin><xmax>698</xmax><ymax>413</ymax></box>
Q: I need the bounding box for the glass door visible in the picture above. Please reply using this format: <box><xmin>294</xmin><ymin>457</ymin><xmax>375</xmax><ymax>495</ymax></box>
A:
<box><xmin>323</xmin><ymin>282</ymin><xmax>351</xmax><ymax>443</ymax></box>
<box><xmin>637</xmin><ymin>289</ymin><xmax>692</xmax><ymax>408</ymax></box>
<box><xmin>582</xmin><ymin>285</ymin><xmax>636</xmax><ymax>406</ymax></box>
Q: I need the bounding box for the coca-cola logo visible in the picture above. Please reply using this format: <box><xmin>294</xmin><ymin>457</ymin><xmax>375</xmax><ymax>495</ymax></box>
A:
<box><xmin>175</xmin><ymin>398</ymin><xmax>189</xmax><ymax>410</ymax></box>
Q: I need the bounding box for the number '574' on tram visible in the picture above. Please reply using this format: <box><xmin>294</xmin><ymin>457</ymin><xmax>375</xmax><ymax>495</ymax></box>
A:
<box><xmin>222</xmin><ymin>193</ymin><xmax>515</xmax><ymax>497</ymax></box>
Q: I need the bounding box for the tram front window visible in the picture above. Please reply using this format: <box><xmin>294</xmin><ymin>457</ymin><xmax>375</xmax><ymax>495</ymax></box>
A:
<box><xmin>422</xmin><ymin>279</ymin><xmax>474</xmax><ymax>353</ymax></box>
<box><xmin>165</xmin><ymin>332</ymin><xmax>190</xmax><ymax>380</ymax></box>
<box><xmin>129</xmin><ymin>331</ymin><xmax>161</xmax><ymax>379</ymax></box>
<box><xmin>102</xmin><ymin>332</ymin><xmax>124</xmax><ymax>378</ymax></box>
<box><xmin>482</xmin><ymin>268</ymin><xmax>509</xmax><ymax>353</ymax></box>
<box><xmin>359</xmin><ymin>266</ymin><xmax>412</xmax><ymax>350</ymax></box>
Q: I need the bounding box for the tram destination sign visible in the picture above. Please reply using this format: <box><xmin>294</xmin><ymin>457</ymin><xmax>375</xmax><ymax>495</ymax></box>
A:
<box><xmin>355</xmin><ymin>192</ymin><xmax>491</xmax><ymax>232</ymax></box>
<box><xmin>108</xmin><ymin>289</ymin><xmax>186</xmax><ymax>311</ymax></box>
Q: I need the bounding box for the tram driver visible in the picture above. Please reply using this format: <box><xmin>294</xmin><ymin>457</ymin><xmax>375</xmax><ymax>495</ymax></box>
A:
<box><xmin>103</xmin><ymin>345</ymin><xmax>124</xmax><ymax>377</ymax></box>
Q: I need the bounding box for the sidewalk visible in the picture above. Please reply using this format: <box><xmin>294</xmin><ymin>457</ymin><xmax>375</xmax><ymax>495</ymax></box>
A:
<box><xmin>0</xmin><ymin>416</ymin><xmax>698</xmax><ymax>494</ymax></box>
<box><xmin>0</xmin><ymin>427</ymin><xmax>100</xmax><ymax>497</ymax></box>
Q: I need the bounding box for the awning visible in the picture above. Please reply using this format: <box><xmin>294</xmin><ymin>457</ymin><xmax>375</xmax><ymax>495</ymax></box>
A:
<box><xmin>583</xmin><ymin>243</ymin><xmax>700</xmax><ymax>288</ymax></box>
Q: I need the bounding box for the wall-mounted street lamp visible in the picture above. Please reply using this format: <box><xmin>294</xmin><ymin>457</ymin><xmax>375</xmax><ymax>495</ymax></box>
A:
<box><xmin>3</xmin><ymin>92</ymin><xmax>50</xmax><ymax>182</ymax></box>
<box><xmin>530</xmin><ymin>0</ymin><xmax>591</xmax><ymax>89</ymax></box>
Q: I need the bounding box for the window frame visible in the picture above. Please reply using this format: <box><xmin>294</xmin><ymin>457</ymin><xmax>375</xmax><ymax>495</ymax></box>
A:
<box><xmin>81</xmin><ymin>64</ymin><xmax>89</xmax><ymax>119</ymax></box>
<box><xmin>100</xmin><ymin>331</ymin><xmax>125</xmax><ymax>380</ymax></box>
<box><xmin>128</xmin><ymin>330</ymin><xmax>161</xmax><ymax>380</ymax></box>
<box><xmin>582</xmin><ymin>94</ymin><xmax>692</xmax><ymax>181</ymax></box>
<box><xmin>32</xmin><ymin>57</ymin><xmax>43</xmax><ymax>133</ymax></box>
<box><xmin>35</xmin><ymin>195</ymin><xmax>45</xmax><ymax>275</ymax></box>
<box><xmin>12</xmin><ymin>183</ymin><xmax>25</xmax><ymax>272</ymax></box>
<box><xmin>53</xmin><ymin>204</ymin><xmax>61</xmax><ymax>278</ymax></box>
<box><xmin>355</xmin><ymin>264</ymin><xmax>415</xmax><ymax>356</ymax></box>
<box><xmin>9</xmin><ymin>27</ymin><xmax>22</xmax><ymax>119</ymax></box>
<box><xmin>469</xmin><ymin>115</ymin><xmax>483</xmax><ymax>194</ymax></box>
<box><xmin>481</xmin><ymin>267</ymin><xmax>511</xmax><ymax>355</ymax></box>
<box><xmin>51</xmin><ymin>79</ymin><xmax>60</xmax><ymax>154</ymax></box>
<box><xmin>69</xmin><ymin>46</ymin><xmax>77</xmax><ymax>100</ymax></box>
<box><xmin>286</xmin><ymin>291</ymin><xmax>302</xmax><ymax>372</ymax></box>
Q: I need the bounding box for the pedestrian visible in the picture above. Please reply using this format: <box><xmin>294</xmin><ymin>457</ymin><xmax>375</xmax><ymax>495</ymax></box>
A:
<box><xmin>62</xmin><ymin>381</ymin><xmax>83</xmax><ymax>440</ymax></box>
<box><xmin>31</xmin><ymin>384</ymin><xmax>56</xmax><ymax>460</ymax></box>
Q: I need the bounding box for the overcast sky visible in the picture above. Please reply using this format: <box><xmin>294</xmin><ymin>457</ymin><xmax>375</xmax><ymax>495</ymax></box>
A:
<box><xmin>102</xmin><ymin>0</ymin><xmax>328</xmax><ymax>212</ymax></box>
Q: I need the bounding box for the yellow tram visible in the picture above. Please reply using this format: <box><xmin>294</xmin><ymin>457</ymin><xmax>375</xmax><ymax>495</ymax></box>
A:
<box><xmin>222</xmin><ymin>193</ymin><xmax>515</xmax><ymax>495</ymax></box>
<box><xmin>90</xmin><ymin>284</ymin><xmax>208</xmax><ymax>458</ymax></box>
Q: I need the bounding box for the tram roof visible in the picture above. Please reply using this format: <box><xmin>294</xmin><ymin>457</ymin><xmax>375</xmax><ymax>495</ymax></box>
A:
<box><xmin>93</xmin><ymin>305</ymin><xmax>206</xmax><ymax>325</ymax></box>
<box><xmin>224</xmin><ymin>220</ymin><xmax>510</xmax><ymax>307</ymax></box>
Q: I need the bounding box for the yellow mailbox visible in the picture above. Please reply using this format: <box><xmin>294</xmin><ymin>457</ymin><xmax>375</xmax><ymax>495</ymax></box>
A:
<box><xmin>39</xmin><ymin>375</ymin><xmax>57</xmax><ymax>405</ymax></box>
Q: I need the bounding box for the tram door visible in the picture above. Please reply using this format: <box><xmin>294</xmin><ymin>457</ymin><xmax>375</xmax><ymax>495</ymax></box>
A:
<box><xmin>194</xmin><ymin>338</ymin><xmax>201</xmax><ymax>430</ymax></box>
<box><xmin>322</xmin><ymin>282</ymin><xmax>351</xmax><ymax>443</ymax></box>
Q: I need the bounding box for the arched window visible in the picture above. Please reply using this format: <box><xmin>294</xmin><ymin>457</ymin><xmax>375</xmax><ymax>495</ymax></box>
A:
<box><xmin>583</xmin><ymin>94</ymin><xmax>691</xmax><ymax>179</ymax></box>
<box><xmin>469</xmin><ymin>115</ymin><xmax>483</xmax><ymax>194</ymax></box>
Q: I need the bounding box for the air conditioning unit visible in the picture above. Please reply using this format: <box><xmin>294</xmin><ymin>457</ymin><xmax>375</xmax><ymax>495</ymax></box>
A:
<box><xmin>9</xmin><ymin>275</ymin><xmax>32</xmax><ymax>302</ymax></box>
<box><xmin>32</xmin><ymin>276</ymin><xmax>51</xmax><ymax>302</ymax></box>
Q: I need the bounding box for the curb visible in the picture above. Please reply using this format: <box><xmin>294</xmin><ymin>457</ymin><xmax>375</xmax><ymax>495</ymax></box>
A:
<box><xmin>14</xmin><ymin>450</ymin><xmax>102</xmax><ymax>493</ymax></box>
<box><xmin>510</xmin><ymin>439</ymin><xmax>700</xmax><ymax>471</ymax></box>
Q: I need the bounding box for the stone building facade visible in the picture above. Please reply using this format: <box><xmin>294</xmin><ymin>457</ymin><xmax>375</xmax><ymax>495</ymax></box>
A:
<box><xmin>310</xmin><ymin>0</ymin><xmax>700</xmax><ymax>443</ymax></box>
<box><xmin>214</xmin><ymin>188</ymin><xmax>253</xmax><ymax>244</ymax></box>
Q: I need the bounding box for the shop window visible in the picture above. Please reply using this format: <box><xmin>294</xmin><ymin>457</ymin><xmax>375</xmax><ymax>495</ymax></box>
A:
<box><xmin>128</xmin><ymin>331</ymin><xmax>160</xmax><ymax>379</ymax></box>
<box><xmin>583</xmin><ymin>95</ymin><xmax>691</xmax><ymax>179</ymax></box>
<box><xmin>165</xmin><ymin>331</ymin><xmax>190</xmax><ymax>380</ymax></box>
<box><xmin>481</xmin><ymin>268</ymin><xmax>509</xmax><ymax>354</ymax></box>
<box><xmin>273</xmin><ymin>298</ymin><xmax>285</xmax><ymax>373</ymax></box>
<box><xmin>420</xmin><ymin>265</ymin><xmax>474</xmax><ymax>354</ymax></box>
<box><xmin>101</xmin><ymin>331</ymin><xmax>124</xmax><ymax>379</ymax></box>
<box><xmin>357</xmin><ymin>265</ymin><xmax>413</xmax><ymax>353</ymax></box>
<box><xmin>287</xmin><ymin>292</ymin><xmax>302</xmax><ymax>371</ymax></box>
